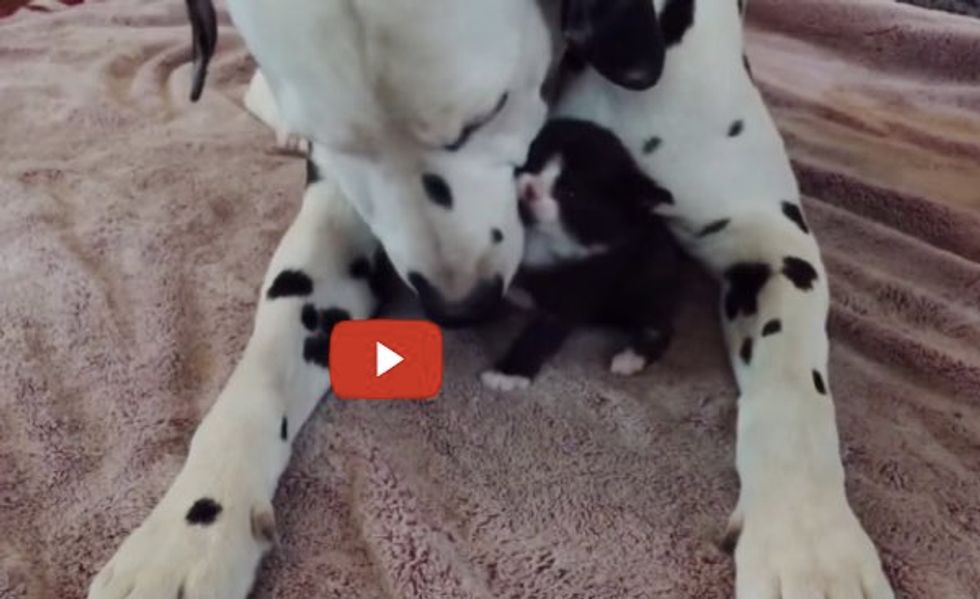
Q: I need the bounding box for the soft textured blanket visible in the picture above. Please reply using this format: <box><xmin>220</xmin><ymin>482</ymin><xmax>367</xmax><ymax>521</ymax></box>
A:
<box><xmin>1</xmin><ymin>1</ymin><xmax>978</xmax><ymax>597</ymax></box>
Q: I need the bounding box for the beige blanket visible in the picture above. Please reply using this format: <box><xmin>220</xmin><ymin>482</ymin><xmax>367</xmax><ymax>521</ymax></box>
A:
<box><xmin>1</xmin><ymin>1</ymin><xmax>978</xmax><ymax>597</ymax></box>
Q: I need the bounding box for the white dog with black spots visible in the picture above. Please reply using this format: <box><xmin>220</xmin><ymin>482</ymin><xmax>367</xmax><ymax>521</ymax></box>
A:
<box><xmin>88</xmin><ymin>1</ymin><xmax>895</xmax><ymax>598</ymax></box>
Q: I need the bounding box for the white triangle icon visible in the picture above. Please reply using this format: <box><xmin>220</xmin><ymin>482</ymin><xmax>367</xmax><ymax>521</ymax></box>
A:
<box><xmin>375</xmin><ymin>342</ymin><xmax>404</xmax><ymax>377</ymax></box>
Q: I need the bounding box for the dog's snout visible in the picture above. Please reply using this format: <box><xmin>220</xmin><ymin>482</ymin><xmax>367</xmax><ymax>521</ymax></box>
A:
<box><xmin>408</xmin><ymin>272</ymin><xmax>504</xmax><ymax>328</ymax></box>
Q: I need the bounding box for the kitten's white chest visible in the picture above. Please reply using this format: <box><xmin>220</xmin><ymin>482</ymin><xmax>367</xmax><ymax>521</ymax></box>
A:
<box><xmin>522</xmin><ymin>224</ymin><xmax>607</xmax><ymax>268</ymax></box>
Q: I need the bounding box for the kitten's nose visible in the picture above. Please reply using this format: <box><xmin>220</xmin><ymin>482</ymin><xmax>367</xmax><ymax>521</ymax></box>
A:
<box><xmin>517</xmin><ymin>174</ymin><xmax>538</xmax><ymax>203</ymax></box>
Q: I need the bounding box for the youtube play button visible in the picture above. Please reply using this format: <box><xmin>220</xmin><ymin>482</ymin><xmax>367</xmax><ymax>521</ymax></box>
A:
<box><xmin>375</xmin><ymin>342</ymin><xmax>403</xmax><ymax>377</ymax></box>
<box><xmin>330</xmin><ymin>320</ymin><xmax>443</xmax><ymax>400</ymax></box>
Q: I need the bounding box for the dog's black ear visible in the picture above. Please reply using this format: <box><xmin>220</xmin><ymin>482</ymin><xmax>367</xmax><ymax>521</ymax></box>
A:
<box><xmin>185</xmin><ymin>0</ymin><xmax>217</xmax><ymax>102</ymax></box>
<box><xmin>562</xmin><ymin>0</ymin><xmax>665</xmax><ymax>91</ymax></box>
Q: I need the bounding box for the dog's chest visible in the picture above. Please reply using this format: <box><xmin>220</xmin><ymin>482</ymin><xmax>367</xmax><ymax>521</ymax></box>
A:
<box><xmin>554</xmin><ymin>0</ymin><xmax>754</xmax><ymax>164</ymax></box>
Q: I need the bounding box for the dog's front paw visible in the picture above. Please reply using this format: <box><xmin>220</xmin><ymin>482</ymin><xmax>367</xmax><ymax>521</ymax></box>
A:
<box><xmin>729</xmin><ymin>494</ymin><xmax>893</xmax><ymax>599</ymax></box>
<box><xmin>609</xmin><ymin>348</ymin><xmax>648</xmax><ymax>376</ymax></box>
<box><xmin>274</xmin><ymin>129</ymin><xmax>310</xmax><ymax>156</ymax></box>
<box><xmin>89</xmin><ymin>484</ymin><xmax>276</xmax><ymax>599</ymax></box>
<box><xmin>481</xmin><ymin>369</ymin><xmax>531</xmax><ymax>392</ymax></box>
<box><xmin>243</xmin><ymin>70</ymin><xmax>309</xmax><ymax>156</ymax></box>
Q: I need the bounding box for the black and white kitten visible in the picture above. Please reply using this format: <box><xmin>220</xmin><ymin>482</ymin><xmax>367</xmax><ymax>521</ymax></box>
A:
<box><xmin>482</xmin><ymin>118</ymin><xmax>683</xmax><ymax>391</ymax></box>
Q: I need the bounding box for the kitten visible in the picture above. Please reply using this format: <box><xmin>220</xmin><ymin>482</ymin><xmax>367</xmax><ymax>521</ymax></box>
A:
<box><xmin>482</xmin><ymin>118</ymin><xmax>683</xmax><ymax>391</ymax></box>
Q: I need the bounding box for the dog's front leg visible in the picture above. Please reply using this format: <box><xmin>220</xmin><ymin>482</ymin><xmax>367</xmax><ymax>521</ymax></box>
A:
<box><xmin>87</xmin><ymin>168</ymin><xmax>380</xmax><ymax>599</ymax></box>
<box><xmin>700</xmin><ymin>216</ymin><xmax>894</xmax><ymax>598</ymax></box>
<box><xmin>244</xmin><ymin>70</ymin><xmax>309</xmax><ymax>156</ymax></box>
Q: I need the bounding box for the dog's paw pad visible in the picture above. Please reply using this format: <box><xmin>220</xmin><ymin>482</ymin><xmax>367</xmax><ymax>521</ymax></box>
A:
<box><xmin>610</xmin><ymin>348</ymin><xmax>647</xmax><ymax>376</ymax></box>
<box><xmin>481</xmin><ymin>370</ymin><xmax>531</xmax><ymax>392</ymax></box>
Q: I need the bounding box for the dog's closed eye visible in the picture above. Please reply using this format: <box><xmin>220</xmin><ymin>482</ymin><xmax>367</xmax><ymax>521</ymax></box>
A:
<box><xmin>443</xmin><ymin>92</ymin><xmax>509</xmax><ymax>151</ymax></box>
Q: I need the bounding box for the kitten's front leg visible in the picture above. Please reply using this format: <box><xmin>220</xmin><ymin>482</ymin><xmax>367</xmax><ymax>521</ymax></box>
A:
<box><xmin>481</xmin><ymin>315</ymin><xmax>570</xmax><ymax>391</ymax></box>
<box><xmin>610</xmin><ymin>324</ymin><xmax>673</xmax><ymax>376</ymax></box>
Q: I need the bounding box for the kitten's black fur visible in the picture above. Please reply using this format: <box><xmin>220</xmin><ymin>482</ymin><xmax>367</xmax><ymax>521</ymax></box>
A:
<box><xmin>493</xmin><ymin>118</ymin><xmax>683</xmax><ymax>382</ymax></box>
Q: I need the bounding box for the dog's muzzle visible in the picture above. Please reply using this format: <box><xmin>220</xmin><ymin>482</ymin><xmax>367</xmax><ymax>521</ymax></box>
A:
<box><xmin>408</xmin><ymin>273</ymin><xmax>505</xmax><ymax>328</ymax></box>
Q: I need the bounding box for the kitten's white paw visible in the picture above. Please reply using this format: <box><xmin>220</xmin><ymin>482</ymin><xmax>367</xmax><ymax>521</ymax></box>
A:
<box><xmin>610</xmin><ymin>348</ymin><xmax>647</xmax><ymax>376</ymax></box>
<box><xmin>481</xmin><ymin>370</ymin><xmax>531</xmax><ymax>392</ymax></box>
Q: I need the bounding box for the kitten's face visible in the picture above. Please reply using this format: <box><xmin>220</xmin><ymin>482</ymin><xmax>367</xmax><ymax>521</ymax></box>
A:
<box><xmin>517</xmin><ymin>155</ymin><xmax>638</xmax><ymax>244</ymax></box>
<box><xmin>515</xmin><ymin>119</ymin><xmax>664</xmax><ymax>267</ymax></box>
<box><xmin>516</xmin><ymin>156</ymin><xmax>616</xmax><ymax>268</ymax></box>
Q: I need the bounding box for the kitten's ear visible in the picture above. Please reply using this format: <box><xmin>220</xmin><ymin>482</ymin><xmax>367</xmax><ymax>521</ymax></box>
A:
<box><xmin>185</xmin><ymin>0</ymin><xmax>217</xmax><ymax>101</ymax></box>
<box><xmin>562</xmin><ymin>0</ymin><xmax>665</xmax><ymax>90</ymax></box>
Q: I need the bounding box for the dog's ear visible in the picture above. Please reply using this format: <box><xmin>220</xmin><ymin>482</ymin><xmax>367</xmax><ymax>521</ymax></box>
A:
<box><xmin>185</xmin><ymin>0</ymin><xmax>217</xmax><ymax>102</ymax></box>
<box><xmin>562</xmin><ymin>0</ymin><xmax>665</xmax><ymax>91</ymax></box>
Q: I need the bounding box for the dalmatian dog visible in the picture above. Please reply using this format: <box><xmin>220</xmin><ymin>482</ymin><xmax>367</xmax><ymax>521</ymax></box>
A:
<box><xmin>88</xmin><ymin>1</ymin><xmax>895</xmax><ymax>598</ymax></box>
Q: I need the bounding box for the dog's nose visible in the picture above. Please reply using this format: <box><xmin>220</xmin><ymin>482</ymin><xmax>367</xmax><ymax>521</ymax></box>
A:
<box><xmin>408</xmin><ymin>272</ymin><xmax>504</xmax><ymax>328</ymax></box>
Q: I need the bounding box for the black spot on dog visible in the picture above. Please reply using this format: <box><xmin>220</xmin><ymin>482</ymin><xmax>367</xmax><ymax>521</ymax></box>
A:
<box><xmin>782</xmin><ymin>256</ymin><xmax>818</xmax><ymax>291</ymax></box>
<box><xmin>781</xmin><ymin>201</ymin><xmax>810</xmax><ymax>234</ymax></box>
<box><xmin>661</xmin><ymin>0</ymin><xmax>696</xmax><ymax>48</ymax></box>
<box><xmin>186</xmin><ymin>498</ymin><xmax>222</xmax><ymax>525</ymax></box>
<box><xmin>305</xmin><ymin>158</ymin><xmax>321</xmax><ymax>186</ymax></box>
<box><xmin>348</xmin><ymin>256</ymin><xmax>372</xmax><ymax>279</ymax></box>
<box><xmin>319</xmin><ymin>308</ymin><xmax>350</xmax><ymax>333</ymax></box>
<box><xmin>698</xmin><ymin>218</ymin><xmax>730</xmax><ymax>237</ymax></box>
<box><xmin>366</xmin><ymin>248</ymin><xmax>400</xmax><ymax>310</ymax></box>
<box><xmin>302</xmin><ymin>307</ymin><xmax>351</xmax><ymax>369</ymax></box>
<box><xmin>421</xmin><ymin>173</ymin><xmax>453</xmax><ymax>209</ymax></box>
<box><xmin>267</xmin><ymin>270</ymin><xmax>313</xmax><ymax>299</ymax></box>
<box><xmin>642</xmin><ymin>136</ymin><xmax>662</xmax><ymax>154</ymax></box>
<box><xmin>177</xmin><ymin>583</ymin><xmax>185</xmax><ymax>599</ymax></box>
<box><xmin>303</xmin><ymin>336</ymin><xmax>330</xmax><ymax>369</ymax></box>
<box><xmin>813</xmin><ymin>370</ymin><xmax>827</xmax><ymax>395</ymax></box>
<box><xmin>300</xmin><ymin>303</ymin><xmax>318</xmax><ymax>332</ymax></box>
<box><xmin>738</xmin><ymin>0</ymin><xmax>745</xmax><ymax>15</ymax></box>
<box><xmin>762</xmin><ymin>319</ymin><xmax>782</xmax><ymax>336</ymax></box>
<box><xmin>724</xmin><ymin>263</ymin><xmax>771</xmax><ymax>320</ymax></box>
<box><xmin>728</xmin><ymin>120</ymin><xmax>744</xmax><ymax>137</ymax></box>
<box><xmin>491</xmin><ymin>228</ymin><xmax>504</xmax><ymax>244</ymax></box>
<box><xmin>743</xmin><ymin>54</ymin><xmax>753</xmax><ymax>78</ymax></box>
<box><xmin>740</xmin><ymin>337</ymin><xmax>753</xmax><ymax>365</ymax></box>
<box><xmin>280</xmin><ymin>417</ymin><xmax>288</xmax><ymax>441</ymax></box>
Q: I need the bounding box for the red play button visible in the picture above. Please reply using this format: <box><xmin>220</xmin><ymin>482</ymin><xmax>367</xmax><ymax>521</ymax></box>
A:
<box><xmin>329</xmin><ymin>320</ymin><xmax>443</xmax><ymax>400</ymax></box>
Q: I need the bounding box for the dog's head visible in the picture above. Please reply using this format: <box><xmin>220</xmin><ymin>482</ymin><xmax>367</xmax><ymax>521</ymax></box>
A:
<box><xmin>186</xmin><ymin>0</ymin><xmax>665</xmax><ymax>326</ymax></box>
